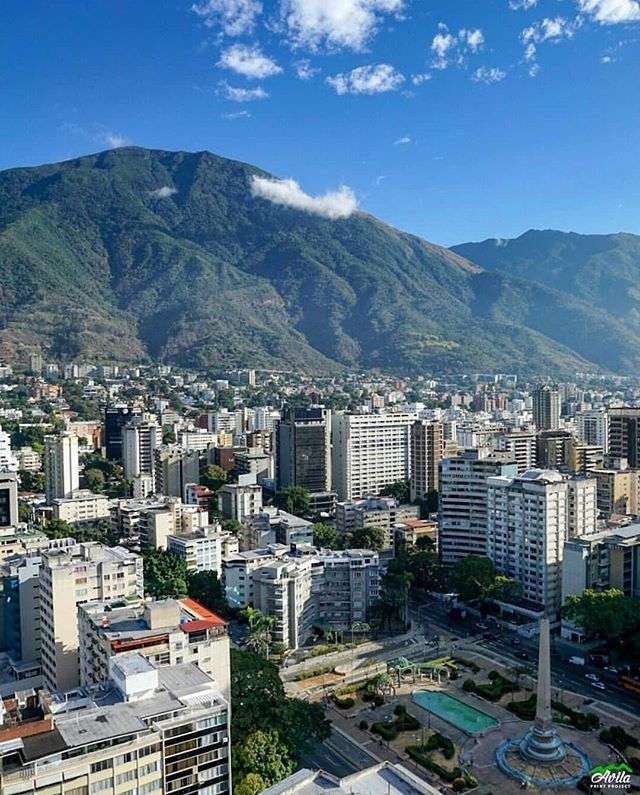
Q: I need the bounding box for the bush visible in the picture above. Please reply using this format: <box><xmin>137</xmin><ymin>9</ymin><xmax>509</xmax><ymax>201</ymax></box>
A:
<box><xmin>452</xmin><ymin>777</ymin><xmax>467</xmax><ymax>792</ymax></box>
<box><xmin>462</xmin><ymin>679</ymin><xmax>475</xmax><ymax>692</ymax></box>
<box><xmin>506</xmin><ymin>694</ymin><xmax>536</xmax><ymax>720</ymax></box>
<box><xmin>424</xmin><ymin>731</ymin><xmax>455</xmax><ymax>760</ymax></box>
<box><xmin>406</xmin><ymin>746</ymin><xmax>462</xmax><ymax>783</ymax></box>
<box><xmin>372</xmin><ymin>722</ymin><xmax>398</xmax><ymax>741</ymax></box>
<box><xmin>453</xmin><ymin>657</ymin><xmax>480</xmax><ymax>673</ymax></box>
<box><xmin>372</xmin><ymin>694</ymin><xmax>384</xmax><ymax>706</ymax></box>
<box><xmin>359</xmin><ymin>720</ymin><xmax>369</xmax><ymax>731</ymax></box>
<box><xmin>394</xmin><ymin>704</ymin><xmax>406</xmax><ymax>716</ymax></box>
<box><xmin>449</xmin><ymin>668</ymin><xmax>459</xmax><ymax>680</ymax></box>
<box><xmin>362</xmin><ymin>691</ymin><xmax>373</xmax><ymax>702</ymax></box>
<box><xmin>332</xmin><ymin>695</ymin><xmax>355</xmax><ymax>709</ymax></box>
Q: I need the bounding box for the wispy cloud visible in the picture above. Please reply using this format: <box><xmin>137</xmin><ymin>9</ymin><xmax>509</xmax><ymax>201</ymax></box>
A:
<box><xmin>577</xmin><ymin>0</ymin><xmax>640</xmax><ymax>23</ymax></box>
<box><xmin>251</xmin><ymin>175</ymin><xmax>357</xmax><ymax>218</ymax></box>
<box><xmin>149</xmin><ymin>186</ymin><xmax>177</xmax><ymax>198</ymax></box>
<box><xmin>103</xmin><ymin>132</ymin><xmax>130</xmax><ymax>149</ymax></box>
<box><xmin>191</xmin><ymin>0</ymin><xmax>263</xmax><ymax>36</ymax></box>
<box><xmin>217</xmin><ymin>43</ymin><xmax>282</xmax><ymax>78</ymax></box>
<box><xmin>472</xmin><ymin>66</ymin><xmax>507</xmax><ymax>83</ymax></box>
<box><xmin>431</xmin><ymin>24</ymin><xmax>485</xmax><ymax>70</ymax></box>
<box><xmin>294</xmin><ymin>58</ymin><xmax>320</xmax><ymax>79</ymax></box>
<box><xmin>394</xmin><ymin>135</ymin><xmax>411</xmax><ymax>145</ymax></box>
<box><xmin>521</xmin><ymin>16</ymin><xmax>580</xmax><ymax>74</ymax></box>
<box><xmin>221</xmin><ymin>109</ymin><xmax>252</xmax><ymax>118</ymax></box>
<box><xmin>509</xmin><ymin>0</ymin><xmax>538</xmax><ymax>9</ymax></box>
<box><xmin>326</xmin><ymin>63</ymin><xmax>404</xmax><ymax>95</ymax></box>
<box><xmin>219</xmin><ymin>81</ymin><xmax>269</xmax><ymax>101</ymax></box>
<box><xmin>411</xmin><ymin>72</ymin><xmax>432</xmax><ymax>85</ymax></box>
<box><xmin>280</xmin><ymin>0</ymin><xmax>405</xmax><ymax>52</ymax></box>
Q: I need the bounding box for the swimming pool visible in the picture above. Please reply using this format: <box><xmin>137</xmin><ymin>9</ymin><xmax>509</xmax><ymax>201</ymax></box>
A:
<box><xmin>412</xmin><ymin>690</ymin><xmax>499</xmax><ymax>734</ymax></box>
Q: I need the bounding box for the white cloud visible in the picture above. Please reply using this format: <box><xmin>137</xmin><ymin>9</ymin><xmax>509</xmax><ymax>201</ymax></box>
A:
<box><xmin>430</xmin><ymin>24</ymin><xmax>485</xmax><ymax>69</ymax></box>
<box><xmin>472</xmin><ymin>66</ymin><xmax>507</xmax><ymax>83</ymax></box>
<box><xmin>221</xmin><ymin>109</ymin><xmax>252</xmax><ymax>118</ymax></box>
<box><xmin>394</xmin><ymin>135</ymin><xmax>411</xmax><ymax>145</ymax></box>
<box><xmin>103</xmin><ymin>133</ymin><xmax>130</xmax><ymax>149</ymax></box>
<box><xmin>577</xmin><ymin>0</ymin><xmax>640</xmax><ymax>23</ymax></box>
<box><xmin>522</xmin><ymin>16</ymin><xmax>578</xmax><ymax>44</ymax></box>
<box><xmin>219</xmin><ymin>81</ymin><xmax>269</xmax><ymax>101</ymax></box>
<box><xmin>294</xmin><ymin>59</ymin><xmax>320</xmax><ymax>79</ymax></box>
<box><xmin>509</xmin><ymin>0</ymin><xmax>538</xmax><ymax>9</ymax></box>
<box><xmin>149</xmin><ymin>186</ymin><xmax>178</xmax><ymax>198</ymax></box>
<box><xmin>411</xmin><ymin>72</ymin><xmax>432</xmax><ymax>85</ymax></box>
<box><xmin>600</xmin><ymin>53</ymin><xmax>614</xmax><ymax>61</ymax></box>
<box><xmin>326</xmin><ymin>63</ymin><xmax>404</xmax><ymax>94</ymax></box>
<box><xmin>217</xmin><ymin>43</ymin><xmax>282</xmax><ymax>78</ymax></box>
<box><xmin>280</xmin><ymin>0</ymin><xmax>405</xmax><ymax>52</ymax></box>
<box><xmin>251</xmin><ymin>175</ymin><xmax>357</xmax><ymax>218</ymax></box>
<box><xmin>192</xmin><ymin>0</ymin><xmax>262</xmax><ymax>36</ymax></box>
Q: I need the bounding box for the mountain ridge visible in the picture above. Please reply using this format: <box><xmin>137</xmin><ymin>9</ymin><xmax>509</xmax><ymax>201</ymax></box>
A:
<box><xmin>0</xmin><ymin>146</ymin><xmax>638</xmax><ymax>375</ymax></box>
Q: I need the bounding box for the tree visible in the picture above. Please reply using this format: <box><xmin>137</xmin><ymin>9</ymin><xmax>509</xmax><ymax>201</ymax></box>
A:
<box><xmin>222</xmin><ymin>518</ymin><xmax>242</xmax><ymax>535</ymax></box>
<box><xmin>200</xmin><ymin>464</ymin><xmax>227</xmax><ymax>493</ymax></box>
<box><xmin>312</xmin><ymin>522</ymin><xmax>340</xmax><ymax>550</ymax></box>
<box><xmin>187</xmin><ymin>570</ymin><xmax>231</xmax><ymax>618</ymax></box>
<box><xmin>230</xmin><ymin>650</ymin><xmax>330</xmax><ymax>760</ymax></box>
<box><xmin>421</xmin><ymin>489</ymin><xmax>439</xmax><ymax>516</ymax></box>
<box><xmin>450</xmin><ymin>556</ymin><xmax>497</xmax><ymax>602</ymax></box>
<box><xmin>234</xmin><ymin>774</ymin><xmax>266</xmax><ymax>795</ymax></box>
<box><xmin>376</xmin><ymin>569</ymin><xmax>413</xmax><ymax>630</ymax></box>
<box><xmin>44</xmin><ymin>518</ymin><xmax>75</xmax><ymax>539</ymax></box>
<box><xmin>142</xmin><ymin>549</ymin><xmax>188</xmax><ymax>599</ymax></box>
<box><xmin>83</xmin><ymin>468</ymin><xmax>105</xmax><ymax>493</ymax></box>
<box><xmin>563</xmin><ymin>589</ymin><xmax>640</xmax><ymax>641</ymax></box>
<box><xmin>349</xmin><ymin>525</ymin><xmax>386</xmax><ymax>551</ymax></box>
<box><xmin>380</xmin><ymin>480</ymin><xmax>410</xmax><ymax>503</ymax></box>
<box><xmin>233</xmin><ymin>729</ymin><xmax>293</xmax><ymax>790</ymax></box>
<box><xmin>273</xmin><ymin>486</ymin><xmax>310</xmax><ymax>516</ymax></box>
<box><xmin>18</xmin><ymin>469</ymin><xmax>45</xmax><ymax>493</ymax></box>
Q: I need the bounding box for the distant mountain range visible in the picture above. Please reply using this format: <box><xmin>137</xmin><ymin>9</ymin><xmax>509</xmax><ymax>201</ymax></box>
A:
<box><xmin>0</xmin><ymin>146</ymin><xmax>638</xmax><ymax>375</ymax></box>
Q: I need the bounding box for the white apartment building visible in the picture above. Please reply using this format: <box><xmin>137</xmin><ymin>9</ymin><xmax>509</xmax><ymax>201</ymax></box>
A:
<box><xmin>0</xmin><ymin>655</ymin><xmax>231</xmax><ymax>795</ymax></box>
<box><xmin>218</xmin><ymin>472</ymin><xmax>263</xmax><ymax>523</ymax></box>
<box><xmin>51</xmin><ymin>489</ymin><xmax>110</xmax><ymax>523</ymax></box>
<box><xmin>39</xmin><ymin>542</ymin><xmax>143</xmax><ymax>691</ymax></box>
<box><xmin>167</xmin><ymin>526</ymin><xmax>238</xmax><ymax>574</ymax></box>
<box><xmin>122</xmin><ymin>418</ymin><xmax>162</xmax><ymax>482</ymax></box>
<box><xmin>0</xmin><ymin>423</ymin><xmax>18</xmax><ymax>473</ymax></box>
<box><xmin>78</xmin><ymin>596</ymin><xmax>231</xmax><ymax>701</ymax></box>
<box><xmin>223</xmin><ymin>544</ymin><xmax>290</xmax><ymax>607</ymax></box>
<box><xmin>331</xmin><ymin>413</ymin><xmax>412</xmax><ymax>500</ymax></box>
<box><xmin>494</xmin><ymin>431</ymin><xmax>537</xmax><ymax>474</ymax></box>
<box><xmin>16</xmin><ymin>445</ymin><xmax>41</xmax><ymax>472</ymax></box>
<box><xmin>178</xmin><ymin>429</ymin><xmax>218</xmax><ymax>452</ymax></box>
<box><xmin>438</xmin><ymin>449</ymin><xmax>518</xmax><ymax>564</ymax></box>
<box><xmin>576</xmin><ymin>409</ymin><xmax>609</xmax><ymax>453</ymax></box>
<box><xmin>139</xmin><ymin>500</ymin><xmax>209</xmax><ymax>550</ymax></box>
<box><xmin>44</xmin><ymin>432</ymin><xmax>79</xmax><ymax>503</ymax></box>
<box><xmin>486</xmin><ymin>469</ymin><xmax>595</xmax><ymax>614</ymax></box>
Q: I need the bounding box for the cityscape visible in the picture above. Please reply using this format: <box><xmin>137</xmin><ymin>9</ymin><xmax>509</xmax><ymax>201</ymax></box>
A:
<box><xmin>2</xmin><ymin>0</ymin><xmax>640</xmax><ymax>793</ymax></box>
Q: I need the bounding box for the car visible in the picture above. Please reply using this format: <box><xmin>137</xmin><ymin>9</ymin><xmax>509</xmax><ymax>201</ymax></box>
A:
<box><xmin>515</xmin><ymin>651</ymin><xmax>529</xmax><ymax>660</ymax></box>
<box><xmin>604</xmin><ymin>666</ymin><xmax>620</xmax><ymax>674</ymax></box>
<box><xmin>592</xmin><ymin>681</ymin><xmax>606</xmax><ymax>691</ymax></box>
<box><xmin>477</xmin><ymin>623</ymin><xmax>488</xmax><ymax>631</ymax></box>
<box><xmin>383</xmin><ymin>714</ymin><xmax>394</xmax><ymax>725</ymax></box>
<box><xmin>585</xmin><ymin>673</ymin><xmax>600</xmax><ymax>681</ymax></box>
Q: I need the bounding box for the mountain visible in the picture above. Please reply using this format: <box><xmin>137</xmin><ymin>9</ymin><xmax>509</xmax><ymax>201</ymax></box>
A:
<box><xmin>453</xmin><ymin>229</ymin><xmax>640</xmax><ymax>347</ymax></box>
<box><xmin>0</xmin><ymin>147</ymin><xmax>638</xmax><ymax>375</ymax></box>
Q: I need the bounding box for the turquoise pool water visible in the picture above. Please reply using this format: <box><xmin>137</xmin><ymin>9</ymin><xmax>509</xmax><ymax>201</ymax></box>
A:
<box><xmin>412</xmin><ymin>690</ymin><xmax>498</xmax><ymax>734</ymax></box>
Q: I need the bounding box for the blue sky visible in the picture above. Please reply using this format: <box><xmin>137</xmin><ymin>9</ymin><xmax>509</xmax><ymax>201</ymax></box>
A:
<box><xmin>1</xmin><ymin>0</ymin><xmax>639</xmax><ymax>245</ymax></box>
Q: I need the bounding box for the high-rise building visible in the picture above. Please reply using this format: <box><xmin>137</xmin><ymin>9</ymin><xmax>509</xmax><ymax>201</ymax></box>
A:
<box><xmin>122</xmin><ymin>417</ymin><xmax>163</xmax><ymax>482</ymax></box>
<box><xmin>536</xmin><ymin>430</ymin><xmax>573</xmax><ymax>470</ymax></box>
<box><xmin>39</xmin><ymin>542</ymin><xmax>143</xmax><ymax>691</ymax></box>
<box><xmin>276</xmin><ymin>406</ymin><xmax>332</xmax><ymax>493</ymax></box>
<box><xmin>331</xmin><ymin>413</ymin><xmax>411</xmax><ymax>500</ymax></box>
<box><xmin>409</xmin><ymin>420</ymin><xmax>444</xmax><ymax>502</ymax></box>
<box><xmin>44</xmin><ymin>433</ymin><xmax>79</xmax><ymax>503</ymax></box>
<box><xmin>608</xmin><ymin>407</ymin><xmax>640</xmax><ymax>467</ymax></box>
<box><xmin>438</xmin><ymin>449</ymin><xmax>517</xmax><ymax>564</ymax></box>
<box><xmin>104</xmin><ymin>404</ymin><xmax>143</xmax><ymax>459</ymax></box>
<box><xmin>335</xmin><ymin>496</ymin><xmax>419</xmax><ymax>548</ymax></box>
<box><xmin>486</xmin><ymin>470</ymin><xmax>597</xmax><ymax>613</ymax></box>
<box><xmin>589</xmin><ymin>465</ymin><xmax>640</xmax><ymax>517</ymax></box>
<box><xmin>0</xmin><ymin>656</ymin><xmax>231</xmax><ymax>795</ymax></box>
<box><xmin>533</xmin><ymin>385</ymin><xmax>561</xmax><ymax>430</ymax></box>
<box><xmin>495</xmin><ymin>431</ymin><xmax>537</xmax><ymax>474</ymax></box>
<box><xmin>0</xmin><ymin>423</ymin><xmax>18</xmax><ymax>472</ymax></box>
<box><xmin>153</xmin><ymin>445</ymin><xmax>200</xmax><ymax>501</ymax></box>
<box><xmin>576</xmin><ymin>409</ymin><xmax>609</xmax><ymax>453</ymax></box>
<box><xmin>0</xmin><ymin>472</ymin><xmax>19</xmax><ymax>527</ymax></box>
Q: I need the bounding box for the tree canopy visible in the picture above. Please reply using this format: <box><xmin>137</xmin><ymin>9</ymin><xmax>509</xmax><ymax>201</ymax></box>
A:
<box><xmin>273</xmin><ymin>486</ymin><xmax>310</xmax><ymax>516</ymax></box>
<box><xmin>142</xmin><ymin>549</ymin><xmax>188</xmax><ymax>599</ymax></box>
<box><xmin>563</xmin><ymin>589</ymin><xmax>640</xmax><ymax>642</ymax></box>
<box><xmin>312</xmin><ymin>522</ymin><xmax>340</xmax><ymax>550</ymax></box>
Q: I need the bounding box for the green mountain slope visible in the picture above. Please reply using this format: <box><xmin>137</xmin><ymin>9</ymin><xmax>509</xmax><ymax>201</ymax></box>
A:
<box><xmin>453</xmin><ymin>229</ymin><xmax>640</xmax><ymax>337</ymax></box>
<box><xmin>0</xmin><ymin>148</ymin><xmax>636</xmax><ymax>374</ymax></box>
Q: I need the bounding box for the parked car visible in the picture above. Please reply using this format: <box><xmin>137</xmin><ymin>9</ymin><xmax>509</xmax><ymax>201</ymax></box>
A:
<box><xmin>592</xmin><ymin>681</ymin><xmax>606</xmax><ymax>691</ymax></box>
<box><xmin>585</xmin><ymin>673</ymin><xmax>600</xmax><ymax>681</ymax></box>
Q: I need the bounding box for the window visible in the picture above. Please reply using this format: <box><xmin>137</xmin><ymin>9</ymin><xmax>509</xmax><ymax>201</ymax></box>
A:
<box><xmin>116</xmin><ymin>769</ymin><xmax>136</xmax><ymax>785</ymax></box>
<box><xmin>90</xmin><ymin>760</ymin><xmax>111</xmax><ymax>774</ymax></box>
<box><xmin>139</xmin><ymin>744</ymin><xmax>161</xmax><ymax>758</ymax></box>
<box><xmin>115</xmin><ymin>752</ymin><xmax>134</xmax><ymax>765</ymax></box>
<box><xmin>90</xmin><ymin>778</ymin><xmax>113</xmax><ymax>793</ymax></box>
<box><xmin>139</xmin><ymin>782</ymin><xmax>162</xmax><ymax>795</ymax></box>
<box><xmin>140</xmin><ymin>761</ymin><xmax>159</xmax><ymax>777</ymax></box>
